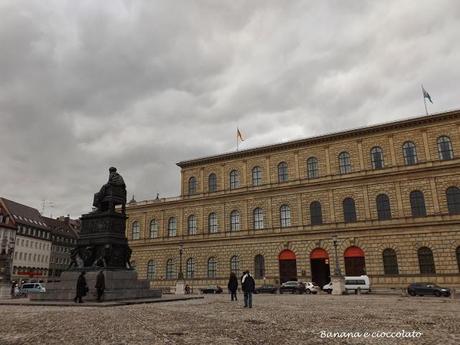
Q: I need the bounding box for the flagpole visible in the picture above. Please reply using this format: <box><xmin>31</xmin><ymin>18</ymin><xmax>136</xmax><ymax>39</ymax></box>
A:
<box><xmin>236</xmin><ymin>127</ymin><xmax>239</xmax><ymax>152</ymax></box>
<box><xmin>421</xmin><ymin>84</ymin><xmax>428</xmax><ymax>116</ymax></box>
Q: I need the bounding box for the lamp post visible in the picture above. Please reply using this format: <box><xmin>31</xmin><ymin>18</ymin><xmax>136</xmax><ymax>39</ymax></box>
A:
<box><xmin>175</xmin><ymin>241</ymin><xmax>185</xmax><ymax>295</ymax></box>
<box><xmin>178</xmin><ymin>242</ymin><xmax>184</xmax><ymax>280</ymax></box>
<box><xmin>330</xmin><ymin>235</ymin><xmax>344</xmax><ymax>295</ymax></box>
<box><xmin>332</xmin><ymin>235</ymin><xmax>341</xmax><ymax>276</ymax></box>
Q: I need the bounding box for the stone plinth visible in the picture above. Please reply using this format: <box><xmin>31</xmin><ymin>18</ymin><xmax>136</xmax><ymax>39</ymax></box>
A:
<box><xmin>331</xmin><ymin>275</ymin><xmax>345</xmax><ymax>295</ymax></box>
<box><xmin>175</xmin><ymin>280</ymin><xmax>185</xmax><ymax>295</ymax></box>
<box><xmin>30</xmin><ymin>269</ymin><xmax>161</xmax><ymax>301</ymax></box>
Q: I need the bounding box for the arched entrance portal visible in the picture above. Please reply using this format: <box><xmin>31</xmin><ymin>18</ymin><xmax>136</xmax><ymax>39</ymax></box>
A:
<box><xmin>344</xmin><ymin>246</ymin><xmax>366</xmax><ymax>276</ymax></box>
<box><xmin>310</xmin><ymin>248</ymin><xmax>330</xmax><ymax>287</ymax></box>
<box><xmin>279</xmin><ymin>250</ymin><xmax>297</xmax><ymax>283</ymax></box>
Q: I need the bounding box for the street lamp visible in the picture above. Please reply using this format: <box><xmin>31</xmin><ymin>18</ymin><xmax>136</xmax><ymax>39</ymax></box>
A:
<box><xmin>332</xmin><ymin>235</ymin><xmax>342</xmax><ymax>276</ymax></box>
<box><xmin>178</xmin><ymin>242</ymin><xmax>184</xmax><ymax>280</ymax></box>
<box><xmin>330</xmin><ymin>235</ymin><xmax>344</xmax><ymax>295</ymax></box>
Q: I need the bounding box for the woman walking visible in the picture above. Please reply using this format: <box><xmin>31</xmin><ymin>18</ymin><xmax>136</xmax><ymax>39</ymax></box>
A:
<box><xmin>227</xmin><ymin>272</ymin><xmax>238</xmax><ymax>301</ymax></box>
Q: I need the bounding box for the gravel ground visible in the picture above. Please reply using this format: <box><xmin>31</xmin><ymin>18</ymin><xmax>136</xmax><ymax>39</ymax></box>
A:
<box><xmin>0</xmin><ymin>294</ymin><xmax>459</xmax><ymax>345</ymax></box>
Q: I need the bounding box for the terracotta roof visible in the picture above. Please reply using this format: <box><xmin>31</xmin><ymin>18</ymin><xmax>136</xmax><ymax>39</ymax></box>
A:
<box><xmin>41</xmin><ymin>216</ymin><xmax>79</xmax><ymax>239</ymax></box>
<box><xmin>0</xmin><ymin>197</ymin><xmax>48</xmax><ymax>230</ymax></box>
<box><xmin>177</xmin><ymin>108</ymin><xmax>460</xmax><ymax>168</ymax></box>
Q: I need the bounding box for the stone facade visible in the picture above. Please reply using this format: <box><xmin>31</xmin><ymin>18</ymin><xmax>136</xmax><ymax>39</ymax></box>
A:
<box><xmin>126</xmin><ymin>110</ymin><xmax>460</xmax><ymax>290</ymax></box>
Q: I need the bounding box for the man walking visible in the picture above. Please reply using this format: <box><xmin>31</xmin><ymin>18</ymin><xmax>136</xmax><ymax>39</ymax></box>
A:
<box><xmin>74</xmin><ymin>271</ymin><xmax>88</xmax><ymax>303</ymax></box>
<box><xmin>241</xmin><ymin>270</ymin><xmax>255</xmax><ymax>308</ymax></box>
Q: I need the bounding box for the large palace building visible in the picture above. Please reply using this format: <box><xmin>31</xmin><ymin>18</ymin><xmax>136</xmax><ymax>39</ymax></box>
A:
<box><xmin>126</xmin><ymin>110</ymin><xmax>460</xmax><ymax>290</ymax></box>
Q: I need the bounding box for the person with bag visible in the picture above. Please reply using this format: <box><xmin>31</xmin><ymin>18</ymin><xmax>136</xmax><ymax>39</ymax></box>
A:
<box><xmin>241</xmin><ymin>270</ymin><xmax>255</xmax><ymax>308</ymax></box>
<box><xmin>74</xmin><ymin>271</ymin><xmax>88</xmax><ymax>303</ymax></box>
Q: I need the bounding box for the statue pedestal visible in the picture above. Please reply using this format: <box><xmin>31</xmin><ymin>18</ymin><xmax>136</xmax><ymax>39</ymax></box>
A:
<box><xmin>30</xmin><ymin>269</ymin><xmax>161</xmax><ymax>301</ymax></box>
<box><xmin>331</xmin><ymin>275</ymin><xmax>345</xmax><ymax>295</ymax></box>
<box><xmin>175</xmin><ymin>279</ymin><xmax>185</xmax><ymax>295</ymax></box>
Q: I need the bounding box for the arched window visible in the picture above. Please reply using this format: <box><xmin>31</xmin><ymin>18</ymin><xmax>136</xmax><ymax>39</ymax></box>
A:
<box><xmin>207</xmin><ymin>257</ymin><xmax>217</xmax><ymax>278</ymax></box>
<box><xmin>168</xmin><ymin>217</ymin><xmax>177</xmax><ymax>237</ymax></box>
<box><xmin>382</xmin><ymin>249</ymin><xmax>399</xmax><ymax>275</ymax></box>
<box><xmin>376</xmin><ymin>194</ymin><xmax>391</xmax><ymax>220</ymax></box>
<box><xmin>403</xmin><ymin>141</ymin><xmax>417</xmax><ymax>165</ymax></box>
<box><xmin>437</xmin><ymin>136</ymin><xmax>453</xmax><ymax>160</ymax></box>
<box><xmin>456</xmin><ymin>247</ymin><xmax>460</xmax><ymax>272</ymax></box>
<box><xmin>230</xmin><ymin>255</ymin><xmax>240</xmax><ymax>276</ymax></box>
<box><xmin>410</xmin><ymin>191</ymin><xmax>426</xmax><ymax>217</ymax></box>
<box><xmin>278</xmin><ymin>162</ymin><xmax>288</xmax><ymax>182</ymax></box>
<box><xmin>166</xmin><ymin>259</ymin><xmax>175</xmax><ymax>279</ymax></box>
<box><xmin>147</xmin><ymin>260</ymin><xmax>156</xmax><ymax>280</ymax></box>
<box><xmin>254</xmin><ymin>255</ymin><xmax>265</xmax><ymax>279</ymax></box>
<box><xmin>252</xmin><ymin>166</ymin><xmax>262</xmax><ymax>186</ymax></box>
<box><xmin>132</xmin><ymin>221</ymin><xmax>140</xmax><ymax>240</ymax></box>
<box><xmin>343</xmin><ymin>198</ymin><xmax>357</xmax><ymax>223</ymax></box>
<box><xmin>208</xmin><ymin>173</ymin><xmax>217</xmax><ymax>192</ymax></box>
<box><xmin>229</xmin><ymin>170</ymin><xmax>240</xmax><ymax>189</ymax></box>
<box><xmin>280</xmin><ymin>205</ymin><xmax>291</xmax><ymax>227</ymax></box>
<box><xmin>418</xmin><ymin>247</ymin><xmax>435</xmax><ymax>274</ymax></box>
<box><xmin>446</xmin><ymin>186</ymin><xmax>460</xmax><ymax>215</ymax></box>
<box><xmin>338</xmin><ymin>152</ymin><xmax>352</xmax><ymax>174</ymax></box>
<box><xmin>253</xmin><ymin>208</ymin><xmax>264</xmax><ymax>229</ymax></box>
<box><xmin>370</xmin><ymin>146</ymin><xmax>384</xmax><ymax>169</ymax></box>
<box><xmin>187</xmin><ymin>215</ymin><xmax>197</xmax><ymax>235</ymax></box>
<box><xmin>310</xmin><ymin>201</ymin><xmax>323</xmax><ymax>225</ymax></box>
<box><xmin>230</xmin><ymin>210</ymin><xmax>240</xmax><ymax>231</ymax></box>
<box><xmin>188</xmin><ymin>177</ymin><xmax>197</xmax><ymax>195</ymax></box>
<box><xmin>307</xmin><ymin>157</ymin><xmax>319</xmax><ymax>179</ymax></box>
<box><xmin>149</xmin><ymin>219</ymin><xmax>159</xmax><ymax>238</ymax></box>
<box><xmin>208</xmin><ymin>212</ymin><xmax>218</xmax><ymax>233</ymax></box>
<box><xmin>186</xmin><ymin>258</ymin><xmax>195</xmax><ymax>279</ymax></box>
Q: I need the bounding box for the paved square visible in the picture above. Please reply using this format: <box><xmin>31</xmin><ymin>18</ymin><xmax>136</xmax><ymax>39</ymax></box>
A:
<box><xmin>0</xmin><ymin>294</ymin><xmax>458</xmax><ymax>345</ymax></box>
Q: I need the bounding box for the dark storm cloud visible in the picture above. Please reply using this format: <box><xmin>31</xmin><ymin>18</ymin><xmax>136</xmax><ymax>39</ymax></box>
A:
<box><xmin>1</xmin><ymin>0</ymin><xmax>459</xmax><ymax>216</ymax></box>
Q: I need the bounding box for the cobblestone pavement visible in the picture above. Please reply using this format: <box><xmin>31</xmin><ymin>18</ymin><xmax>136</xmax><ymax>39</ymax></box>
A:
<box><xmin>0</xmin><ymin>294</ymin><xmax>459</xmax><ymax>345</ymax></box>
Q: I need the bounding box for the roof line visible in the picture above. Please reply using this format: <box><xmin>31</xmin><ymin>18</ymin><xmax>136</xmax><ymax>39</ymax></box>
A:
<box><xmin>176</xmin><ymin>108</ymin><xmax>460</xmax><ymax>168</ymax></box>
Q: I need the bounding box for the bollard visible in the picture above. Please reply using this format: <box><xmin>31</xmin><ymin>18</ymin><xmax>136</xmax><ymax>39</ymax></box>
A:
<box><xmin>450</xmin><ymin>287</ymin><xmax>455</xmax><ymax>300</ymax></box>
<box><xmin>357</xmin><ymin>287</ymin><xmax>361</xmax><ymax>295</ymax></box>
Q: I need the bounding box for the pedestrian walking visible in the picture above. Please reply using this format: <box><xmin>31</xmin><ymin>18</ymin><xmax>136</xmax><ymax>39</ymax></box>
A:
<box><xmin>95</xmin><ymin>270</ymin><xmax>105</xmax><ymax>302</ymax></box>
<box><xmin>227</xmin><ymin>272</ymin><xmax>238</xmax><ymax>301</ymax></box>
<box><xmin>241</xmin><ymin>270</ymin><xmax>255</xmax><ymax>308</ymax></box>
<box><xmin>74</xmin><ymin>271</ymin><xmax>88</xmax><ymax>303</ymax></box>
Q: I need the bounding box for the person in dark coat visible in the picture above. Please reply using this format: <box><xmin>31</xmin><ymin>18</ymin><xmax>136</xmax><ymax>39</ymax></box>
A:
<box><xmin>74</xmin><ymin>271</ymin><xmax>88</xmax><ymax>303</ymax></box>
<box><xmin>227</xmin><ymin>272</ymin><xmax>238</xmax><ymax>301</ymax></box>
<box><xmin>95</xmin><ymin>270</ymin><xmax>105</xmax><ymax>302</ymax></box>
<box><xmin>241</xmin><ymin>270</ymin><xmax>255</xmax><ymax>308</ymax></box>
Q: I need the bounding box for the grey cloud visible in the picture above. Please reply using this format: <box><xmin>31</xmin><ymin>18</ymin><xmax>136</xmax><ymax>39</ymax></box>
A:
<box><xmin>1</xmin><ymin>0</ymin><xmax>459</xmax><ymax>217</ymax></box>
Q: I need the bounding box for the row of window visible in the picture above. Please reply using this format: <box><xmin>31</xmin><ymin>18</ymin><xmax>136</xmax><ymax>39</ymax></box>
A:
<box><xmin>131</xmin><ymin>186</ymin><xmax>460</xmax><ymax>239</ymax></box>
<box><xmin>14</xmin><ymin>251</ymin><xmax>49</xmax><ymax>263</ymax></box>
<box><xmin>145</xmin><ymin>246</ymin><xmax>460</xmax><ymax>280</ymax></box>
<box><xmin>17</xmin><ymin>238</ymin><xmax>51</xmax><ymax>251</ymax></box>
<box><xmin>148</xmin><ymin>254</ymin><xmax>264</xmax><ymax>280</ymax></box>
<box><xmin>188</xmin><ymin>136</ymin><xmax>456</xmax><ymax>194</ymax></box>
<box><xmin>17</xmin><ymin>225</ymin><xmax>50</xmax><ymax>240</ymax></box>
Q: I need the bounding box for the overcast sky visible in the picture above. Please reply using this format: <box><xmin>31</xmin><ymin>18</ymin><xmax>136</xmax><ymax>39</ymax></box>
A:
<box><xmin>1</xmin><ymin>0</ymin><xmax>459</xmax><ymax>218</ymax></box>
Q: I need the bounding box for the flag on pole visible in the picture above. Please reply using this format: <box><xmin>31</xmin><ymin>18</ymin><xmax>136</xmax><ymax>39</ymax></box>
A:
<box><xmin>422</xmin><ymin>86</ymin><xmax>433</xmax><ymax>103</ymax></box>
<box><xmin>237</xmin><ymin>128</ymin><xmax>244</xmax><ymax>142</ymax></box>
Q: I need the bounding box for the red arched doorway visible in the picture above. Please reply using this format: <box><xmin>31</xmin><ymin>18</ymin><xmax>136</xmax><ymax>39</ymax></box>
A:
<box><xmin>279</xmin><ymin>250</ymin><xmax>297</xmax><ymax>283</ymax></box>
<box><xmin>344</xmin><ymin>246</ymin><xmax>366</xmax><ymax>276</ymax></box>
<box><xmin>310</xmin><ymin>248</ymin><xmax>330</xmax><ymax>287</ymax></box>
